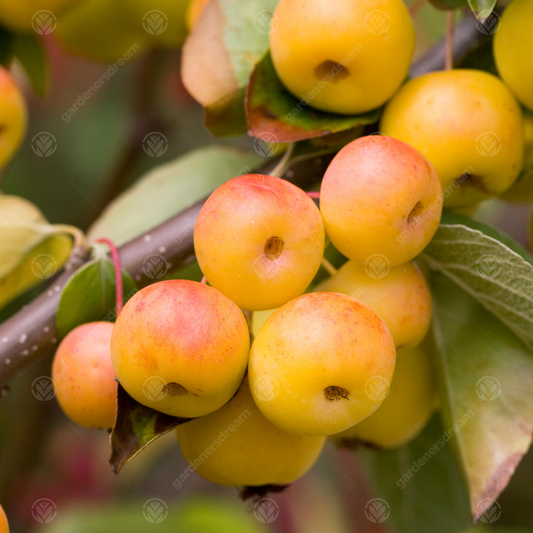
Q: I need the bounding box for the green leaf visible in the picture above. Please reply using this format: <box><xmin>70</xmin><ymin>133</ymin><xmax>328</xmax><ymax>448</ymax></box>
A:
<box><xmin>246</xmin><ymin>53</ymin><xmax>380</xmax><ymax>142</ymax></box>
<box><xmin>181</xmin><ymin>0</ymin><xmax>278</xmax><ymax>135</ymax></box>
<box><xmin>358</xmin><ymin>414</ymin><xmax>471</xmax><ymax>533</ymax></box>
<box><xmin>468</xmin><ymin>0</ymin><xmax>497</xmax><ymax>20</ymax></box>
<box><xmin>10</xmin><ymin>33</ymin><xmax>48</xmax><ymax>96</ymax></box>
<box><xmin>88</xmin><ymin>146</ymin><xmax>262</xmax><ymax>246</ymax></box>
<box><xmin>0</xmin><ymin>195</ymin><xmax>72</xmax><ymax>310</ymax></box>
<box><xmin>109</xmin><ymin>384</ymin><xmax>188</xmax><ymax>474</ymax></box>
<box><xmin>0</xmin><ymin>234</ymin><xmax>72</xmax><ymax>311</ymax></box>
<box><xmin>430</xmin><ymin>273</ymin><xmax>533</xmax><ymax>520</ymax></box>
<box><xmin>55</xmin><ymin>243</ymin><xmax>136</xmax><ymax>338</ymax></box>
<box><xmin>421</xmin><ymin>212</ymin><xmax>533</xmax><ymax>350</ymax></box>
<box><xmin>204</xmin><ymin>88</ymin><xmax>248</xmax><ymax>136</ymax></box>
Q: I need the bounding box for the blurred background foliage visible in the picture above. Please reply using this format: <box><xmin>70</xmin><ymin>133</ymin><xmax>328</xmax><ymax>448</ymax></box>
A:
<box><xmin>0</xmin><ymin>0</ymin><xmax>531</xmax><ymax>532</ymax></box>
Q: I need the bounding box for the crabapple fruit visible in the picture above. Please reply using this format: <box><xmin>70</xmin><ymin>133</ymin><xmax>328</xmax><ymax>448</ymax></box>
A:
<box><xmin>194</xmin><ymin>174</ymin><xmax>325</xmax><ymax>311</ymax></box>
<box><xmin>110</xmin><ymin>280</ymin><xmax>250</xmax><ymax>418</ymax></box>
<box><xmin>501</xmin><ymin>111</ymin><xmax>533</xmax><ymax>203</ymax></box>
<box><xmin>320</xmin><ymin>136</ymin><xmax>442</xmax><ymax>266</ymax></box>
<box><xmin>316</xmin><ymin>260</ymin><xmax>431</xmax><ymax>353</ymax></box>
<box><xmin>52</xmin><ymin>322</ymin><xmax>117</xmax><ymax>429</ymax></box>
<box><xmin>270</xmin><ymin>0</ymin><xmax>415</xmax><ymax>114</ymax></box>
<box><xmin>176</xmin><ymin>378</ymin><xmax>325</xmax><ymax>487</ymax></box>
<box><xmin>0</xmin><ymin>67</ymin><xmax>27</xmax><ymax>170</ymax></box>
<box><xmin>0</xmin><ymin>504</ymin><xmax>8</xmax><ymax>533</ymax></box>
<box><xmin>380</xmin><ymin>70</ymin><xmax>524</xmax><ymax>207</ymax></box>
<box><xmin>249</xmin><ymin>292</ymin><xmax>396</xmax><ymax>436</ymax></box>
<box><xmin>331</xmin><ymin>341</ymin><xmax>437</xmax><ymax>448</ymax></box>
<box><xmin>494</xmin><ymin>0</ymin><xmax>533</xmax><ymax>111</ymax></box>
<box><xmin>56</xmin><ymin>0</ymin><xmax>149</xmax><ymax>63</ymax></box>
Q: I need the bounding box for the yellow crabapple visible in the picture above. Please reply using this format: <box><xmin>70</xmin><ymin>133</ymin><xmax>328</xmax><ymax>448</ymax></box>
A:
<box><xmin>249</xmin><ymin>292</ymin><xmax>396</xmax><ymax>436</ymax></box>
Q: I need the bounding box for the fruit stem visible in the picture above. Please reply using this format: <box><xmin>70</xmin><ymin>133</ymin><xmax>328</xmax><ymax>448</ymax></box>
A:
<box><xmin>95</xmin><ymin>238</ymin><xmax>123</xmax><ymax>315</ymax></box>
<box><xmin>445</xmin><ymin>11</ymin><xmax>455</xmax><ymax>71</ymax></box>
<box><xmin>243</xmin><ymin>310</ymin><xmax>254</xmax><ymax>344</ymax></box>
<box><xmin>307</xmin><ymin>191</ymin><xmax>321</xmax><ymax>199</ymax></box>
<box><xmin>200</xmin><ymin>276</ymin><xmax>207</xmax><ymax>285</ymax></box>
<box><xmin>52</xmin><ymin>224</ymin><xmax>88</xmax><ymax>249</ymax></box>
<box><xmin>269</xmin><ymin>143</ymin><xmax>295</xmax><ymax>178</ymax></box>
<box><xmin>409</xmin><ymin>0</ymin><xmax>426</xmax><ymax>17</ymax></box>
<box><xmin>321</xmin><ymin>257</ymin><xmax>338</xmax><ymax>276</ymax></box>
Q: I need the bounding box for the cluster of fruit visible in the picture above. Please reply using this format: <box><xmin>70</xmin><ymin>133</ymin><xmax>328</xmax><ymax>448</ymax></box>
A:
<box><xmin>45</xmin><ymin>0</ymin><xmax>533</xmax><ymax>491</ymax></box>
<box><xmin>53</xmin><ymin>134</ymin><xmax>442</xmax><ymax>488</ymax></box>
<box><xmin>271</xmin><ymin>0</ymin><xmax>530</xmax><ymax>209</ymax></box>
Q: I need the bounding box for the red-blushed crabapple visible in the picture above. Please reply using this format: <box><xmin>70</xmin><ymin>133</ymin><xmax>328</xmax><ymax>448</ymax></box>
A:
<box><xmin>52</xmin><ymin>321</ymin><xmax>117</xmax><ymax>429</ymax></box>
<box><xmin>194</xmin><ymin>174</ymin><xmax>325</xmax><ymax>311</ymax></box>
<box><xmin>320</xmin><ymin>136</ymin><xmax>442</xmax><ymax>266</ymax></box>
<box><xmin>110</xmin><ymin>280</ymin><xmax>250</xmax><ymax>418</ymax></box>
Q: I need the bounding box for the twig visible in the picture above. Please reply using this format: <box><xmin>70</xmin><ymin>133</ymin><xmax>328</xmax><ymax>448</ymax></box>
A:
<box><xmin>95</xmin><ymin>238</ymin><xmax>123</xmax><ymax>315</ymax></box>
<box><xmin>409</xmin><ymin>13</ymin><xmax>481</xmax><ymax>78</ymax></box>
<box><xmin>269</xmin><ymin>143</ymin><xmax>295</xmax><ymax>178</ymax></box>
<box><xmin>445</xmin><ymin>11</ymin><xmax>455</xmax><ymax>71</ymax></box>
<box><xmin>321</xmin><ymin>257</ymin><xmax>338</xmax><ymax>277</ymax></box>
